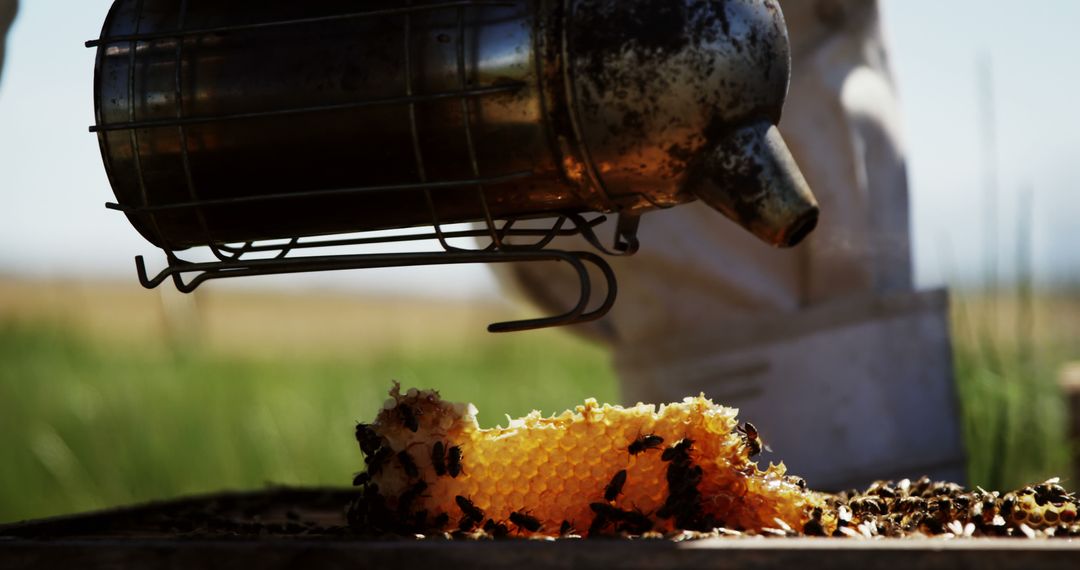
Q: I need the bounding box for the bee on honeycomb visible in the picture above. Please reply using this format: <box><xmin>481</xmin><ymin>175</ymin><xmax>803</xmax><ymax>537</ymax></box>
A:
<box><xmin>347</xmin><ymin>384</ymin><xmax>822</xmax><ymax>537</ymax></box>
<box><xmin>346</xmin><ymin>384</ymin><xmax>1079</xmax><ymax>540</ymax></box>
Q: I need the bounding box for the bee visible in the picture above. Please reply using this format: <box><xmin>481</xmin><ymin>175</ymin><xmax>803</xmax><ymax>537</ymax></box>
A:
<box><xmin>431</xmin><ymin>441</ymin><xmax>447</xmax><ymax>477</ymax></box>
<box><xmin>559</xmin><ymin>520</ymin><xmax>575</xmax><ymax>536</ymax></box>
<box><xmin>365</xmin><ymin>447</ymin><xmax>393</xmax><ymax>476</ymax></box>
<box><xmin>655</xmin><ymin>498</ymin><xmax>678</xmax><ymax>520</ymax></box>
<box><xmin>665</xmin><ymin>465</ymin><xmax>686</xmax><ymax>489</ymax></box>
<box><xmin>852</xmin><ymin>495</ymin><xmax>885</xmax><ymax>515</ymax></box>
<box><xmin>448</xmin><ymin>445</ymin><xmax>464</xmax><ymax>478</ymax></box>
<box><xmin>699</xmin><ymin>514</ymin><xmax>724</xmax><ymax>532</ymax></box>
<box><xmin>1000</xmin><ymin>493</ymin><xmax>1017</xmax><ymax>517</ymax></box>
<box><xmin>661</xmin><ymin>439</ymin><xmax>694</xmax><ymax>462</ymax></box>
<box><xmin>590</xmin><ymin>502</ymin><xmax>626</xmax><ymax>520</ymax></box>
<box><xmin>736</xmin><ymin>421</ymin><xmax>759</xmax><ymax>439</ymax></box>
<box><xmin>803</xmin><ymin>506</ymin><xmax>826</xmax><ymax>536</ymax></box>
<box><xmin>399</xmin><ymin>404</ymin><xmax>419</xmax><ymax>432</ymax></box>
<box><xmin>458</xmin><ymin>516</ymin><xmax>479</xmax><ymax>533</ymax></box>
<box><xmin>868</xmin><ymin>481</ymin><xmax>897</xmax><ymax>499</ymax></box>
<box><xmin>357</xmin><ymin>483</ymin><xmax>390</xmax><ymax>528</ymax></box>
<box><xmin>1034</xmin><ymin>482</ymin><xmax>1071</xmax><ymax>506</ymax></box>
<box><xmin>628</xmin><ymin>433</ymin><xmax>664</xmax><ymax>455</ymax></box>
<box><xmin>790</xmin><ymin>476</ymin><xmax>808</xmax><ymax>491</ymax></box>
<box><xmin>971</xmin><ymin>498</ymin><xmax>989</xmax><ymax>519</ymax></box>
<box><xmin>897</xmin><ymin>496</ymin><xmax>926</xmax><ymax>513</ymax></box>
<box><xmin>736</xmin><ymin>422</ymin><xmax>770</xmax><ymax>457</ymax></box>
<box><xmin>354</xmin><ymin>423</ymin><xmax>382</xmax><ymax>456</ymax></box>
<box><xmin>509</xmin><ymin>511</ymin><xmax>543</xmax><ymax>533</ymax></box>
<box><xmin>455</xmin><ymin>495</ymin><xmax>485</xmax><ymax>522</ymax></box>
<box><xmin>352</xmin><ymin>471</ymin><xmax>371</xmax><ymax>487</ymax></box>
<box><xmin>587</xmin><ymin>513</ymin><xmax>609</xmax><ymax>537</ymax></box>
<box><xmin>605</xmin><ymin>470</ymin><xmax>628</xmax><ymax>502</ymax></box>
<box><xmin>922</xmin><ymin>517</ymin><xmax>944</xmax><ymax>535</ymax></box>
<box><xmin>933</xmin><ymin>482</ymin><xmax>963</xmax><ymax>497</ymax></box>
<box><xmin>398</xmin><ymin>450</ymin><xmax>419</xmax><ymax>479</ymax></box>
<box><xmin>666</xmin><ymin>485</ymin><xmax>702</xmax><ymax>517</ymax></box>
<box><xmin>667</xmin><ymin>463</ymin><xmax>703</xmax><ymax>494</ymax></box>
<box><xmin>397</xmin><ymin>480</ymin><xmax>428</xmax><ymax>515</ymax></box>
<box><xmin>836</xmin><ymin>504</ymin><xmax>853</xmax><ymax>526</ymax></box>
<box><xmin>617</xmin><ymin>508</ymin><xmax>653</xmax><ymax>534</ymax></box>
<box><xmin>911</xmin><ymin>476</ymin><xmax>933</xmax><ymax>497</ymax></box>
<box><xmin>484</xmin><ymin>518</ymin><xmax>510</xmax><ymax>537</ymax></box>
<box><xmin>674</xmin><ymin>507</ymin><xmax>704</xmax><ymax>532</ymax></box>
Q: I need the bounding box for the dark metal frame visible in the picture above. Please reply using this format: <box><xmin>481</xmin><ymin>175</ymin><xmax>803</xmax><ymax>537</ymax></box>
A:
<box><xmin>88</xmin><ymin>0</ymin><xmax>639</xmax><ymax>333</ymax></box>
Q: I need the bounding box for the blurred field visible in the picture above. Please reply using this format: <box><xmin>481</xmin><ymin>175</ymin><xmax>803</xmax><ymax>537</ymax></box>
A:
<box><xmin>0</xmin><ymin>278</ymin><xmax>618</xmax><ymax>523</ymax></box>
<box><xmin>951</xmin><ymin>289</ymin><xmax>1078</xmax><ymax>490</ymax></box>
<box><xmin>0</xmin><ymin>277</ymin><xmax>1076</xmax><ymax>524</ymax></box>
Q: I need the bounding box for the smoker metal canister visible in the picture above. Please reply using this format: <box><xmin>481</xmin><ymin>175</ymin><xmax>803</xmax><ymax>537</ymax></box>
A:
<box><xmin>92</xmin><ymin>0</ymin><xmax>818</xmax><ymax>251</ymax></box>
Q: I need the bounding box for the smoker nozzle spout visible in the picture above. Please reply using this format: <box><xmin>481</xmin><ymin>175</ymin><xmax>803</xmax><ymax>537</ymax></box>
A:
<box><xmin>690</xmin><ymin>121</ymin><xmax>819</xmax><ymax>248</ymax></box>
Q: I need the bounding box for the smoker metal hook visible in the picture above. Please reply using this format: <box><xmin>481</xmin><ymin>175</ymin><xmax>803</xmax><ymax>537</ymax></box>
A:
<box><xmin>572</xmin><ymin>251</ymin><xmax>619</xmax><ymax>324</ymax></box>
<box><xmin>485</xmin><ymin>250</ymin><xmax>618</xmax><ymax>332</ymax></box>
<box><xmin>485</xmin><ymin>250</ymin><xmax>592</xmax><ymax>333</ymax></box>
<box><xmin>130</xmin><ymin>247</ymin><xmax>618</xmax><ymax>333</ymax></box>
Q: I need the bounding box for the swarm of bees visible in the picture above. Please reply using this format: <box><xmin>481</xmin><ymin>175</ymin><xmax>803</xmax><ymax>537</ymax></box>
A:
<box><xmin>346</xmin><ymin>385</ymin><xmax>1078</xmax><ymax>540</ymax></box>
<box><xmin>817</xmin><ymin>477</ymin><xmax>1079</xmax><ymax>539</ymax></box>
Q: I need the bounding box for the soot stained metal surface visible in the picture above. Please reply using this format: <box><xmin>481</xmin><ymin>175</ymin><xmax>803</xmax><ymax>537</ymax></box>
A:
<box><xmin>88</xmin><ymin>0</ymin><xmax>818</xmax><ymax>331</ymax></box>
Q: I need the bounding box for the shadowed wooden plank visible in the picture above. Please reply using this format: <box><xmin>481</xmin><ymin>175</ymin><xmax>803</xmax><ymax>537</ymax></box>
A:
<box><xmin>3</xmin><ymin>487</ymin><xmax>1079</xmax><ymax>570</ymax></box>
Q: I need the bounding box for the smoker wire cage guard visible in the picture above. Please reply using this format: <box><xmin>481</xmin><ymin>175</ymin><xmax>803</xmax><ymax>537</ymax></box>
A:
<box><xmin>88</xmin><ymin>0</ymin><xmax>818</xmax><ymax>332</ymax></box>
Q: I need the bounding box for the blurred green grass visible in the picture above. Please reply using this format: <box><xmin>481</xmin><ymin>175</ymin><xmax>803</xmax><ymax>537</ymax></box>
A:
<box><xmin>951</xmin><ymin>290</ymin><xmax>1076</xmax><ymax>491</ymax></box>
<box><xmin>0</xmin><ymin>316</ymin><xmax>616</xmax><ymax>523</ymax></box>
<box><xmin>0</xmin><ymin>285</ymin><xmax>1076</xmax><ymax>524</ymax></box>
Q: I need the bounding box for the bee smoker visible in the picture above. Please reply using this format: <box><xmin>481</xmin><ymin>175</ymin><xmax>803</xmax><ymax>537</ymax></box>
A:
<box><xmin>89</xmin><ymin>0</ymin><xmax>819</xmax><ymax>332</ymax></box>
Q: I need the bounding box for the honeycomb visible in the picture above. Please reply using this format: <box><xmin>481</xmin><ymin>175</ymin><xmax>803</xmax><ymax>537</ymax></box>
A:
<box><xmin>348</xmin><ymin>384</ymin><xmax>823</xmax><ymax>537</ymax></box>
<box><xmin>347</xmin><ymin>385</ymin><xmax>1079</xmax><ymax>539</ymax></box>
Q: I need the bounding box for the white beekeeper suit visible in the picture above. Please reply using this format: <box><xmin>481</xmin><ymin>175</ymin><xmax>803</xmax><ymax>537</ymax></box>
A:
<box><xmin>497</xmin><ymin>0</ymin><xmax>966</xmax><ymax>490</ymax></box>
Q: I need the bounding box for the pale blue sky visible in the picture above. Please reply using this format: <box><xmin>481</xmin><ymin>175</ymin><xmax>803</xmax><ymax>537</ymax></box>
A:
<box><xmin>0</xmin><ymin>0</ymin><xmax>1076</xmax><ymax>298</ymax></box>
